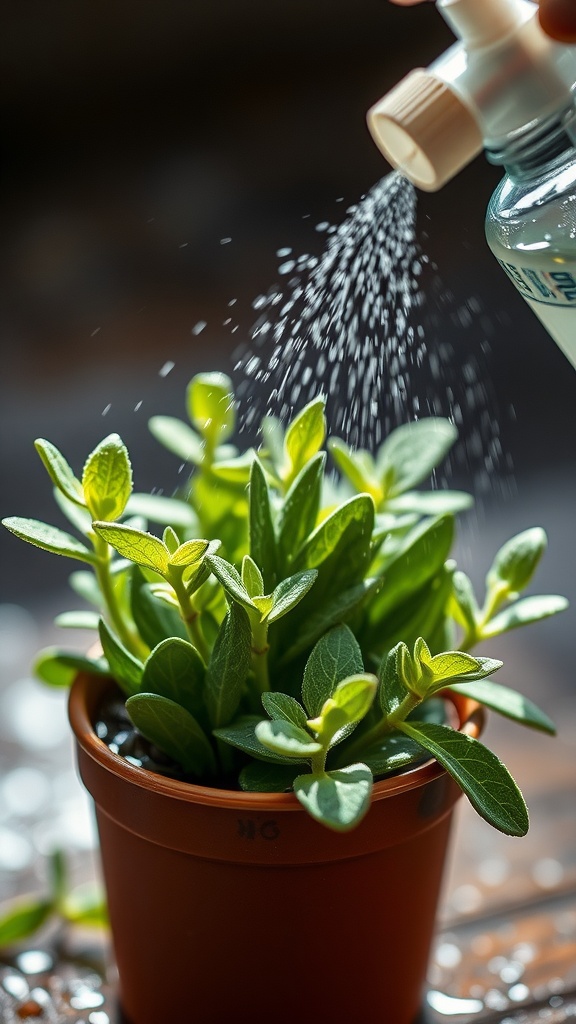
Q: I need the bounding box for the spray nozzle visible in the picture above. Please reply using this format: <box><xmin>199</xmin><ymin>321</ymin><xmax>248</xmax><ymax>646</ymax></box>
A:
<box><xmin>368</xmin><ymin>0</ymin><xmax>576</xmax><ymax>190</ymax></box>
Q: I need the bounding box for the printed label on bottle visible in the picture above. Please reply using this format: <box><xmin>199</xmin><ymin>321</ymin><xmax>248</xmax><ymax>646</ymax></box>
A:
<box><xmin>495</xmin><ymin>258</ymin><xmax>576</xmax><ymax>306</ymax></box>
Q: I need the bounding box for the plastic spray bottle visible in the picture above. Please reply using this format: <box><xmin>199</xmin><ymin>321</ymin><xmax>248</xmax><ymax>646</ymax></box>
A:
<box><xmin>367</xmin><ymin>0</ymin><xmax>576</xmax><ymax>366</ymax></box>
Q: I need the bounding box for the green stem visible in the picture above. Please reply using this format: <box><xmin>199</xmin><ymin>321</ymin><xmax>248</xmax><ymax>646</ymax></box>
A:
<box><xmin>171</xmin><ymin>576</ymin><xmax>210</xmax><ymax>665</ymax></box>
<box><xmin>251</xmin><ymin>620</ymin><xmax>270</xmax><ymax>693</ymax></box>
<box><xmin>344</xmin><ymin>691</ymin><xmax>421</xmax><ymax>762</ymax></box>
<box><xmin>93</xmin><ymin>537</ymin><xmax>146</xmax><ymax>659</ymax></box>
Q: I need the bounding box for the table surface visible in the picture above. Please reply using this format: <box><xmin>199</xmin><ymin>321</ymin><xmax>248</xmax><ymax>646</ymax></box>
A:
<box><xmin>0</xmin><ymin>607</ymin><xmax>575</xmax><ymax>1024</ymax></box>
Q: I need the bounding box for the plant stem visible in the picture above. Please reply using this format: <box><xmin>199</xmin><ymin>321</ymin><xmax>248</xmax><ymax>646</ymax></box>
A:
<box><xmin>93</xmin><ymin>536</ymin><xmax>146</xmax><ymax>659</ymax></box>
<box><xmin>344</xmin><ymin>691</ymin><xmax>421</xmax><ymax>761</ymax></box>
<box><xmin>171</xmin><ymin>576</ymin><xmax>210</xmax><ymax>665</ymax></box>
<box><xmin>251</xmin><ymin>620</ymin><xmax>270</xmax><ymax>693</ymax></box>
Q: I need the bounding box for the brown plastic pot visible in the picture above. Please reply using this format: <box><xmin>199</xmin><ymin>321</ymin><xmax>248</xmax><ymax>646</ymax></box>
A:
<box><xmin>69</xmin><ymin>673</ymin><xmax>484</xmax><ymax>1024</ymax></box>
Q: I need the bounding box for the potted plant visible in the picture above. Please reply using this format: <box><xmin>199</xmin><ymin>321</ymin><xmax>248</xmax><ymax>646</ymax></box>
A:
<box><xmin>2</xmin><ymin>370</ymin><xmax>567</xmax><ymax>1024</ymax></box>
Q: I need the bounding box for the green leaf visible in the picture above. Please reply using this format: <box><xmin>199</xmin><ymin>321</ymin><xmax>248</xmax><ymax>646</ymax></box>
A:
<box><xmin>206</xmin><ymin>554</ymin><xmax>256</xmax><ymax>611</ymax></box>
<box><xmin>368</xmin><ymin>515</ymin><xmax>454</xmax><ymax>624</ymax></box>
<box><xmin>0</xmin><ymin>898</ymin><xmax>54</xmax><ymax>948</ymax></box>
<box><xmin>293</xmin><ymin>494</ymin><xmax>375</xmax><ymax>607</ymax></box>
<box><xmin>293</xmin><ymin>764</ymin><xmax>373</xmax><ymax>831</ymax></box>
<box><xmin>302</xmin><ymin>624</ymin><xmax>364</xmax><ymax>717</ymax></box>
<box><xmin>205</xmin><ymin>602</ymin><xmax>252</xmax><ymax>727</ymax></box>
<box><xmin>268</xmin><ymin>570</ymin><xmax>318</xmax><ymax>623</ymax></box>
<box><xmin>363</xmin><ymin>565</ymin><xmax>454</xmax><ymax>661</ymax></box>
<box><xmin>483</xmin><ymin>595</ymin><xmax>569</xmax><ymax>637</ymax></box>
<box><xmin>54</xmin><ymin>489</ymin><xmax>93</xmax><ymax>534</ymax></box>
<box><xmin>169</xmin><ymin>538</ymin><xmax>209</xmax><ymax>568</ymax></box>
<box><xmin>142</xmin><ymin>637</ymin><xmax>206</xmax><ymax>720</ymax></box>
<box><xmin>82</xmin><ymin>434</ymin><xmax>133</xmax><ymax>521</ymax></box>
<box><xmin>2</xmin><ymin>517</ymin><xmax>95</xmax><ymax>564</ymax></box>
<box><xmin>249</xmin><ymin>458</ymin><xmax>278</xmax><ymax>592</ymax></box>
<box><xmin>33</xmin><ymin>648</ymin><xmax>109</xmax><ymax>687</ymax></box>
<box><xmin>148</xmin><ymin>415</ymin><xmax>204</xmax><ymax>464</ymax></box>
<box><xmin>328</xmin><ymin>439</ymin><xmax>381</xmax><ymax>501</ymax></box>
<box><xmin>126</xmin><ymin>693</ymin><xmax>216</xmax><ymax>776</ymax></box>
<box><xmin>283</xmin><ymin>397</ymin><xmax>326</xmax><ymax>483</ymax></box>
<box><xmin>93</xmin><ymin>522</ymin><xmax>169</xmax><ymax>576</ymax></box>
<box><xmin>383</xmin><ymin>490</ymin><xmax>473</xmax><ymax>515</ymax></box>
<box><xmin>377</xmin><ymin>419</ymin><xmax>457</xmax><ymax>498</ymax></box>
<box><xmin>255</xmin><ymin>719</ymin><xmax>322</xmax><ymax>758</ymax></box>
<box><xmin>399</xmin><ymin>720</ymin><xmax>529</xmax><ymax>836</ymax></box>
<box><xmin>261</xmin><ymin>414</ymin><xmax>285</xmax><ymax>467</ymax></box>
<box><xmin>49</xmin><ymin>849</ymin><xmax>67</xmax><ymax>906</ymax></box>
<box><xmin>239</xmin><ymin>761</ymin><xmax>300</xmax><ymax>792</ymax></box>
<box><xmin>127</xmin><ymin>492</ymin><xmax>199</xmax><ymax>529</ymax></box>
<box><xmin>378</xmin><ymin>642</ymin><xmax>411</xmax><ymax>716</ymax></box>
<box><xmin>34</xmin><ymin>438</ymin><xmax>85</xmax><ymax>506</ymax></box>
<box><xmin>277</xmin><ymin>453</ymin><xmax>325</xmax><ymax>566</ymax></box>
<box><xmin>130</xmin><ymin>567</ymin><xmax>188</xmax><ymax>648</ymax></box>
<box><xmin>187</xmin><ymin>372</ymin><xmax>235</xmax><ymax>448</ymax></box>
<box><xmin>214</xmin><ymin>718</ymin><xmax>298</xmax><ymax>764</ymax></box>
<box><xmin>450</xmin><ymin>570</ymin><xmax>479</xmax><ymax>634</ymax></box>
<box><xmin>54</xmin><ymin>610</ymin><xmax>100</xmax><ymax>630</ymax></box>
<box><xmin>486</xmin><ymin>527</ymin><xmax>547</xmax><ymax>598</ymax></box>
<box><xmin>360</xmin><ymin>731</ymin><xmax>431</xmax><ymax>776</ymax></box>
<box><xmin>69</xmin><ymin>569</ymin><xmax>102</xmax><ymax>606</ymax></box>
<box><xmin>279</xmin><ymin>578</ymin><xmax>381</xmax><ymax>663</ymax></box>
<box><xmin>450</xmin><ymin>679</ymin><xmax>556</xmax><ymax>734</ymax></box>
<box><xmin>309</xmin><ymin>674</ymin><xmax>377</xmax><ymax>747</ymax></box>
<box><xmin>242</xmin><ymin>555</ymin><xmax>264</xmax><ymax>598</ymax></box>
<box><xmin>416</xmin><ymin>650</ymin><xmax>502</xmax><ymax>697</ymax></box>
<box><xmin>261</xmin><ymin>691</ymin><xmax>308</xmax><ymax>729</ymax></box>
<box><xmin>98</xmin><ymin>619</ymin><xmax>143</xmax><ymax>697</ymax></box>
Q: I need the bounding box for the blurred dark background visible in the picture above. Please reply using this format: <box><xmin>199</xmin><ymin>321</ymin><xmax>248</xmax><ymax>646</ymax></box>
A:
<box><xmin>1</xmin><ymin>0</ymin><xmax>575</xmax><ymax>703</ymax></box>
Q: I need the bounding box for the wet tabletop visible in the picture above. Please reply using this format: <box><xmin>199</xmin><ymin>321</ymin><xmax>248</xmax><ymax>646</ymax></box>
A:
<box><xmin>0</xmin><ymin>602</ymin><xmax>575</xmax><ymax>1024</ymax></box>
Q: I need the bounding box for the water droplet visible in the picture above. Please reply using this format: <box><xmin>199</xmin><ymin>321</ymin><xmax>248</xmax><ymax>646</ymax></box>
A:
<box><xmin>191</xmin><ymin>320</ymin><xmax>207</xmax><ymax>335</ymax></box>
<box><xmin>427</xmin><ymin>990</ymin><xmax>484</xmax><ymax>1015</ymax></box>
<box><xmin>159</xmin><ymin>361</ymin><xmax>175</xmax><ymax>377</ymax></box>
<box><xmin>219</xmin><ymin>237</ymin><xmax>232</xmax><ymax>245</ymax></box>
<box><xmin>16</xmin><ymin>952</ymin><xmax>53</xmax><ymax>975</ymax></box>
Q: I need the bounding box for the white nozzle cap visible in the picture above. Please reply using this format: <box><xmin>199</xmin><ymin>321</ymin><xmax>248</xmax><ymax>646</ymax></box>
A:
<box><xmin>367</xmin><ymin>68</ymin><xmax>483</xmax><ymax>191</ymax></box>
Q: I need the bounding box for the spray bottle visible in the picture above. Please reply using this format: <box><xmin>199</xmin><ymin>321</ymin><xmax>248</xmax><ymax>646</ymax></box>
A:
<box><xmin>367</xmin><ymin>0</ymin><xmax>576</xmax><ymax>366</ymax></box>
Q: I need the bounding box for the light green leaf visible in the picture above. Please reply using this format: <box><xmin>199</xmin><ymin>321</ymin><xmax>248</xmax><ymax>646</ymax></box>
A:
<box><xmin>450</xmin><ymin>679</ymin><xmax>556</xmax><ymax>734</ymax></box>
<box><xmin>0</xmin><ymin>898</ymin><xmax>53</xmax><ymax>948</ymax></box>
<box><xmin>127</xmin><ymin>492</ymin><xmax>199</xmax><ymax>529</ymax></box>
<box><xmin>34</xmin><ymin>438</ymin><xmax>85</xmax><ymax>506</ymax></box>
<box><xmin>98</xmin><ymin>619</ymin><xmax>143</xmax><ymax>697</ymax></box>
<box><xmin>268</xmin><ymin>570</ymin><xmax>318</xmax><ymax>623</ymax></box>
<box><xmin>130</xmin><ymin>567</ymin><xmax>188</xmax><ymax>648</ymax></box>
<box><xmin>126</xmin><ymin>693</ymin><xmax>216</xmax><ymax>776</ymax></box>
<box><xmin>377</xmin><ymin>418</ymin><xmax>457</xmax><ymax>498</ymax></box>
<box><xmin>2</xmin><ymin>517</ymin><xmax>95</xmax><ymax>564</ymax></box>
<box><xmin>261</xmin><ymin>691</ymin><xmax>308</xmax><ymax>729</ymax></box>
<box><xmin>205</xmin><ymin>602</ymin><xmax>252</xmax><ymax>727</ymax></box>
<box><xmin>383</xmin><ymin>490</ymin><xmax>473</xmax><ymax>514</ymax></box>
<box><xmin>169</xmin><ymin>538</ymin><xmax>209</xmax><ymax>568</ymax></box>
<box><xmin>206</xmin><ymin>554</ymin><xmax>256</xmax><ymax>611</ymax></box>
<box><xmin>283</xmin><ymin>397</ymin><xmax>326</xmax><ymax>483</ymax></box>
<box><xmin>242</xmin><ymin>555</ymin><xmax>264</xmax><ymax>597</ymax></box>
<box><xmin>82</xmin><ymin>434</ymin><xmax>133</xmax><ymax>521</ymax></box>
<box><xmin>483</xmin><ymin>595</ymin><xmax>569</xmax><ymax>637</ymax></box>
<box><xmin>293</xmin><ymin>764</ymin><xmax>373</xmax><ymax>831</ymax></box>
<box><xmin>93</xmin><ymin>522</ymin><xmax>169</xmax><ymax>575</ymax></box>
<box><xmin>399</xmin><ymin>720</ymin><xmax>529</xmax><ymax>836</ymax></box>
<box><xmin>486</xmin><ymin>528</ymin><xmax>547</xmax><ymax>597</ymax></box>
<box><xmin>277</xmin><ymin>453</ymin><xmax>325</xmax><ymax>566</ymax></box>
<box><xmin>328</xmin><ymin>439</ymin><xmax>380</xmax><ymax>501</ymax></box>
<box><xmin>53</xmin><ymin>489</ymin><xmax>93</xmax><ymax>534</ymax></box>
<box><xmin>450</xmin><ymin>570</ymin><xmax>479</xmax><ymax>633</ymax></box>
<box><xmin>302</xmin><ymin>624</ymin><xmax>364</xmax><ymax>717</ymax></box>
<box><xmin>187</xmin><ymin>372</ymin><xmax>235</xmax><ymax>448</ymax></box>
<box><xmin>54</xmin><ymin>610</ymin><xmax>100</xmax><ymax>630</ymax></box>
<box><xmin>249</xmin><ymin>458</ymin><xmax>278</xmax><ymax>592</ymax></box>
<box><xmin>309</xmin><ymin>674</ymin><xmax>377</xmax><ymax>747</ymax></box>
<box><xmin>255</xmin><ymin>719</ymin><xmax>322</xmax><ymax>758</ymax></box>
<box><xmin>261</xmin><ymin>414</ymin><xmax>285</xmax><ymax>467</ymax></box>
<box><xmin>69</xmin><ymin>570</ymin><xmax>102</xmax><ymax>607</ymax></box>
<box><xmin>252</xmin><ymin>594</ymin><xmax>274</xmax><ymax>619</ymax></box>
<box><xmin>142</xmin><ymin>637</ymin><xmax>206</xmax><ymax>720</ymax></box>
<box><xmin>148</xmin><ymin>415</ymin><xmax>203</xmax><ymax>464</ymax></box>
<box><xmin>211</xmin><ymin>451</ymin><xmax>255</xmax><ymax>483</ymax></box>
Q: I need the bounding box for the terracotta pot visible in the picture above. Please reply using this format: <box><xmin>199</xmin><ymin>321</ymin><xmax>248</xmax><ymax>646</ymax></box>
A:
<box><xmin>69</xmin><ymin>674</ymin><xmax>484</xmax><ymax>1024</ymax></box>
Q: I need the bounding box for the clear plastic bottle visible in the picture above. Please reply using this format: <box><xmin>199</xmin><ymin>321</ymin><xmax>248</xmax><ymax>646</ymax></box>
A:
<box><xmin>485</xmin><ymin>111</ymin><xmax>576</xmax><ymax>364</ymax></box>
<box><xmin>366</xmin><ymin>0</ymin><xmax>576</xmax><ymax>368</ymax></box>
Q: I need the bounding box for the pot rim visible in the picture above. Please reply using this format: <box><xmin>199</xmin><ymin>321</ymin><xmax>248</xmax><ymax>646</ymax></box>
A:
<box><xmin>69</xmin><ymin>672</ymin><xmax>485</xmax><ymax>812</ymax></box>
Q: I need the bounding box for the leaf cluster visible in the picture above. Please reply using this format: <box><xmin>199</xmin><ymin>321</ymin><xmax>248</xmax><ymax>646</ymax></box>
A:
<box><xmin>2</xmin><ymin>372</ymin><xmax>567</xmax><ymax>832</ymax></box>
